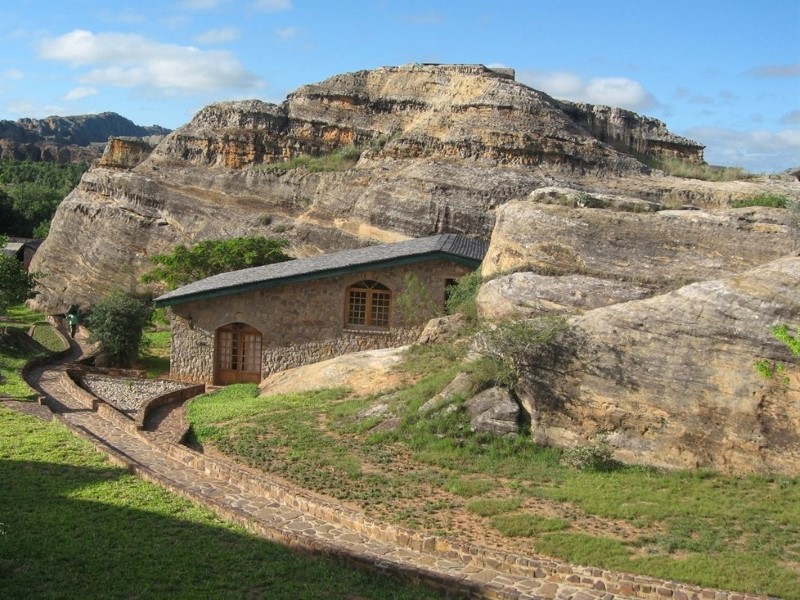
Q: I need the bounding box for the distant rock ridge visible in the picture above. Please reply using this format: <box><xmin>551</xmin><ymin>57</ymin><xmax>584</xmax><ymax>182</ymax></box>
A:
<box><xmin>0</xmin><ymin>112</ymin><xmax>170</xmax><ymax>163</ymax></box>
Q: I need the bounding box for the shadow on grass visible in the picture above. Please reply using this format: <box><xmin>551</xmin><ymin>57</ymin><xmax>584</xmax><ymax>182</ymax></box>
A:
<box><xmin>0</xmin><ymin>454</ymin><xmax>441</xmax><ymax>599</ymax></box>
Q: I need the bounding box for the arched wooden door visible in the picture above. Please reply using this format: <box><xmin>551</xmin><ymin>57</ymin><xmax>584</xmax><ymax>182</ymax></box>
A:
<box><xmin>215</xmin><ymin>323</ymin><xmax>262</xmax><ymax>385</ymax></box>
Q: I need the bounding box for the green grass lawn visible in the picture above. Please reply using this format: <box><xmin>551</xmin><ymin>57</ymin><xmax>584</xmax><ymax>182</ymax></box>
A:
<box><xmin>187</xmin><ymin>369</ymin><xmax>800</xmax><ymax>598</ymax></box>
<box><xmin>0</xmin><ymin>405</ymin><xmax>443</xmax><ymax>599</ymax></box>
<box><xmin>138</xmin><ymin>330</ymin><xmax>171</xmax><ymax>378</ymax></box>
<box><xmin>0</xmin><ymin>305</ymin><xmax>66</xmax><ymax>400</ymax></box>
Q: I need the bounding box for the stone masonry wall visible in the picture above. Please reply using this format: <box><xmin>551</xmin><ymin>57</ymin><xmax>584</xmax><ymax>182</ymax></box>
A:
<box><xmin>168</xmin><ymin>259</ymin><xmax>473</xmax><ymax>384</ymax></box>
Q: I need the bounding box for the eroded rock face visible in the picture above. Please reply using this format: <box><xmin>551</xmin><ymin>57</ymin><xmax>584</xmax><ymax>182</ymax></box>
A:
<box><xmin>31</xmin><ymin>64</ymin><xmax>717</xmax><ymax>311</ymax></box>
<box><xmin>476</xmin><ymin>273</ymin><xmax>651</xmax><ymax>321</ymax></box>
<box><xmin>517</xmin><ymin>257</ymin><xmax>800</xmax><ymax>474</ymax></box>
<box><xmin>483</xmin><ymin>200</ymin><xmax>798</xmax><ymax>288</ymax></box>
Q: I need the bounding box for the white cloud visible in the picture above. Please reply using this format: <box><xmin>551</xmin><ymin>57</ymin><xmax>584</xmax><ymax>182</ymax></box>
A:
<box><xmin>64</xmin><ymin>86</ymin><xmax>98</xmax><ymax>100</ymax></box>
<box><xmin>780</xmin><ymin>110</ymin><xmax>800</xmax><ymax>125</ymax></box>
<box><xmin>2</xmin><ymin>69</ymin><xmax>23</xmax><ymax>80</ymax></box>
<box><xmin>276</xmin><ymin>27</ymin><xmax>299</xmax><ymax>41</ymax></box>
<box><xmin>196</xmin><ymin>26</ymin><xmax>241</xmax><ymax>44</ymax></box>
<box><xmin>251</xmin><ymin>0</ymin><xmax>292</xmax><ymax>12</ymax></box>
<box><xmin>38</xmin><ymin>29</ymin><xmax>262</xmax><ymax>94</ymax></box>
<box><xmin>180</xmin><ymin>0</ymin><xmax>229</xmax><ymax>8</ymax></box>
<box><xmin>747</xmin><ymin>63</ymin><xmax>800</xmax><ymax>78</ymax></box>
<box><xmin>687</xmin><ymin>126</ymin><xmax>800</xmax><ymax>172</ymax></box>
<box><xmin>518</xmin><ymin>70</ymin><xmax>655</xmax><ymax>112</ymax></box>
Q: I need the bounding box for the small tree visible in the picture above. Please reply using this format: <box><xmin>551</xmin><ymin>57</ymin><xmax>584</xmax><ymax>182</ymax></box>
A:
<box><xmin>395</xmin><ymin>272</ymin><xmax>442</xmax><ymax>324</ymax></box>
<box><xmin>141</xmin><ymin>236</ymin><xmax>292</xmax><ymax>290</ymax></box>
<box><xmin>86</xmin><ymin>291</ymin><xmax>152</xmax><ymax>367</ymax></box>
<box><xmin>0</xmin><ymin>235</ymin><xmax>39</xmax><ymax>314</ymax></box>
<box><xmin>474</xmin><ymin>316</ymin><xmax>573</xmax><ymax>389</ymax></box>
<box><xmin>445</xmin><ymin>268</ymin><xmax>482</xmax><ymax>323</ymax></box>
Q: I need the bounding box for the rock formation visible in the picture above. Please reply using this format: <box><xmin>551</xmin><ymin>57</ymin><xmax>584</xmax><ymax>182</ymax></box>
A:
<box><xmin>24</xmin><ymin>64</ymin><xmax>800</xmax><ymax>474</ymax></box>
<box><xmin>512</xmin><ymin>257</ymin><xmax>799</xmax><ymax>474</ymax></box>
<box><xmin>30</xmin><ymin>64</ymin><xmax>798</xmax><ymax>313</ymax></box>
<box><xmin>0</xmin><ymin>112</ymin><xmax>169</xmax><ymax>163</ymax></box>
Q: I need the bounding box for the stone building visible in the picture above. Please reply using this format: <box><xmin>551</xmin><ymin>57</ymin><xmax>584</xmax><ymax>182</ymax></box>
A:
<box><xmin>155</xmin><ymin>234</ymin><xmax>487</xmax><ymax>385</ymax></box>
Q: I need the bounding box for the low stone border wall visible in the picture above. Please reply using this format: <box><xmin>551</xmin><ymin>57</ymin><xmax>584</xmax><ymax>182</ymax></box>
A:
<box><xmin>20</xmin><ymin>319</ymin><xmax>72</xmax><ymax>386</ymax></box>
<box><xmin>152</xmin><ymin>436</ymin><xmax>765</xmax><ymax>600</ymax></box>
<box><xmin>137</xmin><ymin>383</ymin><xmax>205</xmax><ymax>431</ymax></box>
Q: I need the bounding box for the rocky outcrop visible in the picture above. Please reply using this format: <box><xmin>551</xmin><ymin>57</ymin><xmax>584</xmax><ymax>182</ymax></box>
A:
<box><xmin>516</xmin><ymin>257</ymin><xmax>800</xmax><ymax>474</ymax></box>
<box><xmin>482</xmin><ymin>200</ymin><xmax>798</xmax><ymax>289</ymax></box>
<box><xmin>30</xmin><ymin>63</ymin><xmax>799</xmax><ymax>314</ymax></box>
<box><xmin>476</xmin><ymin>273</ymin><xmax>651</xmax><ymax>321</ymax></box>
<box><xmin>558</xmin><ymin>102</ymin><xmax>705</xmax><ymax>163</ymax></box>
<box><xmin>258</xmin><ymin>346</ymin><xmax>410</xmax><ymax>397</ymax></box>
<box><xmin>98</xmin><ymin>137</ymin><xmax>158</xmax><ymax>169</ymax></box>
<box><xmin>0</xmin><ymin>112</ymin><xmax>169</xmax><ymax>163</ymax></box>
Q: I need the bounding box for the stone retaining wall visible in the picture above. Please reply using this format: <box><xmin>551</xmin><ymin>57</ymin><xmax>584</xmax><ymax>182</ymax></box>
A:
<box><xmin>137</xmin><ymin>383</ymin><xmax>205</xmax><ymax>431</ymax></box>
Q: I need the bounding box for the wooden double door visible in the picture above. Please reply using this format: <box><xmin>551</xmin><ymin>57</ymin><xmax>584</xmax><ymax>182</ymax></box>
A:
<box><xmin>215</xmin><ymin>323</ymin><xmax>263</xmax><ymax>385</ymax></box>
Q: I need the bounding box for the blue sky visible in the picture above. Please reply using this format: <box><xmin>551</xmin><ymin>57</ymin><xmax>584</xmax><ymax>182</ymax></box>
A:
<box><xmin>0</xmin><ymin>0</ymin><xmax>798</xmax><ymax>172</ymax></box>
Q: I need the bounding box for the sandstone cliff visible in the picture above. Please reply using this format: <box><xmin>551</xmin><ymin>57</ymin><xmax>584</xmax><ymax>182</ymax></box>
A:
<box><xmin>0</xmin><ymin>112</ymin><xmax>169</xmax><ymax>163</ymax></box>
<box><xmin>30</xmin><ymin>64</ymin><xmax>797</xmax><ymax>312</ymax></box>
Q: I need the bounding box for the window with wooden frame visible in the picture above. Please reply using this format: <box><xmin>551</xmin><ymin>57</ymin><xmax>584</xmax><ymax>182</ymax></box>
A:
<box><xmin>346</xmin><ymin>280</ymin><xmax>391</xmax><ymax>329</ymax></box>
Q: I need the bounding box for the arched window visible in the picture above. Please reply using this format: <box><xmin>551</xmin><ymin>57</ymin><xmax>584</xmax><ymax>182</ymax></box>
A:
<box><xmin>346</xmin><ymin>280</ymin><xmax>391</xmax><ymax>329</ymax></box>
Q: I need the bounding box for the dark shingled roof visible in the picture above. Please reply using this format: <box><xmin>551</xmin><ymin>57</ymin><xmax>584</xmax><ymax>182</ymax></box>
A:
<box><xmin>154</xmin><ymin>233</ymin><xmax>487</xmax><ymax>307</ymax></box>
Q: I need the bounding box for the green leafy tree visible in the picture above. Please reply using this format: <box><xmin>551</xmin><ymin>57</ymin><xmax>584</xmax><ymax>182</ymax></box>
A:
<box><xmin>0</xmin><ymin>159</ymin><xmax>86</xmax><ymax>238</ymax></box>
<box><xmin>0</xmin><ymin>235</ymin><xmax>39</xmax><ymax>313</ymax></box>
<box><xmin>86</xmin><ymin>291</ymin><xmax>152</xmax><ymax>367</ymax></box>
<box><xmin>141</xmin><ymin>236</ymin><xmax>292</xmax><ymax>290</ymax></box>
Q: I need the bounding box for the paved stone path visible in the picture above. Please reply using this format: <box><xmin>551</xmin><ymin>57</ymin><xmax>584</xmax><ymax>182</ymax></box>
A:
<box><xmin>17</xmin><ymin>331</ymin><xmax>767</xmax><ymax>600</ymax></box>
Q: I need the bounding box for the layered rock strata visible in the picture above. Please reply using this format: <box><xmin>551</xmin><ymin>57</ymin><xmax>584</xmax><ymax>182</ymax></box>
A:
<box><xmin>32</xmin><ymin>64</ymin><xmax>795</xmax><ymax>313</ymax></box>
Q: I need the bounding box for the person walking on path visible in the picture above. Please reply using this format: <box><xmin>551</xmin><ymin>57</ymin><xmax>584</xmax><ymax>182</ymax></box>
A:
<box><xmin>66</xmin><ymin>310</ymin><xmax>79</xmax><ymax>338</ymax></box>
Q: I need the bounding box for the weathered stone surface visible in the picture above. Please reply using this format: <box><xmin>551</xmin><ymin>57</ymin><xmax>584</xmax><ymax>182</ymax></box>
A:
<box><xmin>30</xmin><ymin>63</ymin><xmax>739</xmax><ymax>312</ymax></box>
<box><xmin>517</xmin><ymin>257</ymin><xmax>800</xmax><ymax>474</ymax></box>
<box><xmin>258</xmin><ymin>346</ymin><xmax>409</xmax><ymax>397</ymax></box>
<box><xmin>482</xmin><ymin>200</ymin><xmax>797</xmax><ymax>288</ymax></box>
<box><xmin>476</xmin><ymin>273</ymin><xmax>651</xmax><ymax>320</ymax></box>
<box><xmin>419</xmin><ymin>372</ymin><xmax>476</xmax><ymax>416</ymax></box>
<box><xmin>418</xmin><ymin>314</ymin><xmax>467</xmax><ymax>344</ymax></box>
<box><xmin>465</xmin><ymin>387</ymin><xmax>520</xmax><ymax>436</ymax></box>
<box><xmin>98</xmin><ymin>137</ymin><xmax>157</xmax><ymax>169</ymax></box>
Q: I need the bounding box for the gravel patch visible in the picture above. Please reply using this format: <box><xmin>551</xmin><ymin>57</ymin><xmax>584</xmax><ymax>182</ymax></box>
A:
<box><xmin>79</xmin><ymin>374</ymin><xmax>190</xmax><ymax>414</ymax></box>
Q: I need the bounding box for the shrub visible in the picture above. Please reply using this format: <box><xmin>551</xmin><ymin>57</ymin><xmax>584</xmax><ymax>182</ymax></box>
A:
<box><xmin>86</xmin><ymin>291</ymin><xmax>152</xmax><ymax>367</ymax></box>
<box><xmin>730</xmin><ymin>194</ymin><xmax>788</xmax><ymax>209</ymax></box>
<box><xmin>561</xmin><ymin>435</ymin><xmax>618</xmax><ymax>471</ymax></box>
<box><xmin>395</xmin><ymin>272</ymin><xmax>442</xmax><ymax>324</ymax></box>
<box><xmin>445</xmin><ymin>268</ymin><xmax>482</xmax><ymax>322</ymax></box>
<box><xmin>473</xmin><ymin>316</ymin><xmax>572</xmax><ymax>389</ymax></box>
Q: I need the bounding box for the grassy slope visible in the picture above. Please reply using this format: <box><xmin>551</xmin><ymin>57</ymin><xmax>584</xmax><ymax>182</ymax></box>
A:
<box><xmin>186</xmin><ymin>361</ymin><xmax>800</xmax><ymax>598</ymax></box>
<box><xmin>0</xmin><ymin>305</ymin><xmax>66</xmax><ymax>399</ymax></box>
<box><xmin>0</xmin><ymin>406</ymin><xmax>442</xmax><ymax>599</ymax></box>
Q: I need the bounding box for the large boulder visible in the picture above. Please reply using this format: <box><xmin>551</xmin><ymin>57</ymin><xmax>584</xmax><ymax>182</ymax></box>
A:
<box><xmin>259</xmin><ymin>346</ymin><xmax>410</xmax><ymax>397</ymax></box>
<box><xmin>465</xmin><ymin>387</ymin><xmax>520</xmax><ymax>436</ymax></box>
<box><xmin>517</xmin><ymin>256</ymin><xmax>800</xmax><ymax>474</ymax></box>
<box><xmin>482</xmin><ymin>200</ymin><xmax>797</xmax><ymax>288</ymax></box>
<box><xmin>476</xmin><ymin>272</ymin><xmax>650</xmax><ymax>320</ymax></box>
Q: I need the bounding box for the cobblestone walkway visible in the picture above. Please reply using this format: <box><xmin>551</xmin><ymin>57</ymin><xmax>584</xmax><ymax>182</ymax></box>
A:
<box><xmin>18</xmin><ymin>334</ymin><xmax>767</xmax><ymax>600</ymax></box>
